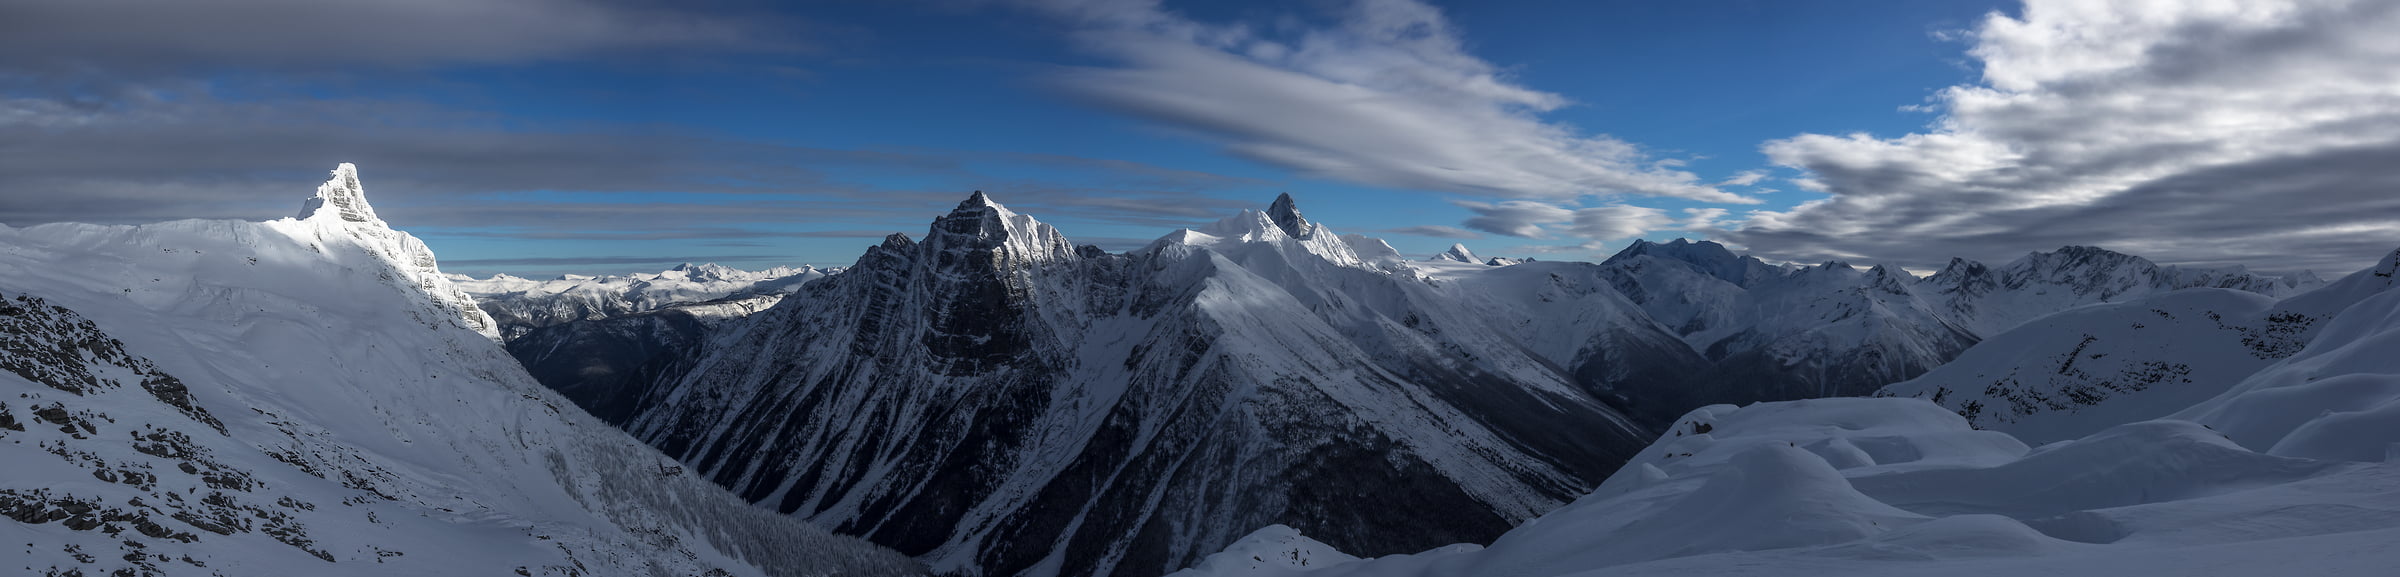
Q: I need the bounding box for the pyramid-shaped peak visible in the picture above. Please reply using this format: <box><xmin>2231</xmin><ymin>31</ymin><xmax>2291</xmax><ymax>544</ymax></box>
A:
<box><xmin>1433</xmin><ymin>243</ymin><xmax>1482</xmax><ymax>264</ymax></box>
<box><xmin>297</xmin><ymin>163</ymin><xmax>383</xmax><ymax>225</ymax></box>
<box><xmin>1268</xmin><ymin>193</ymin><xmax>1311</xmax><ymax>238</ymax></box>
<box><xmin>957</xmin><ymin>190</ymin><xmax>1006</xmax><ymax>211</ymax></box>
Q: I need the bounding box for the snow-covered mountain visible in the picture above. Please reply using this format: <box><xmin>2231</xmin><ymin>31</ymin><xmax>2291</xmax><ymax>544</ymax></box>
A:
<box><xmin>540</xmin><ymin>191</ymin><xmax>2330</xmax><ymax>577</ymax></box>
<box><xmin>1540</xmin><ymin>239</ymin><xmax>2315</xmax><ymax>424</ymax></box>
<box><xmin>1881</xmin><ymin>247</ymin><xmax>2398</xmax><ymax>443</ymax></box>
<box><xmin>612</xmin><ymin>192</ymin><xmax>1654</xmax><ymax>577</ymax></box>
<box><xmin>453</xmin><ymin>262</ymin><xmax>836</xmax><ymax>341</ymax></box>
<box><xmin>0</xmin><ymin>164</ymin><xmax>920</xmax><ymax>577</ymax></box>
<box><xmin>1430</xmin><ymin>243</ymin><xmax>1482</xmax><ymax>264</ymax></box>
<box><xmin>1426</xmin><ymin>242</ymin><xmax>1528</xmax><ymax>266</ymax></box>
<box><xmin>1923</xmin><ymin>245</ymin><xmax>2325</xmax><ymax>336</ymax></box>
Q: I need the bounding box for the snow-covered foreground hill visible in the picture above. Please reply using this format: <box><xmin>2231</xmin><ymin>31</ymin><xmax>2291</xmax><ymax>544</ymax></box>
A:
<box><xmin>1170</xmin><ymin>247</ymin><xmax>2400</xmax><ymax>577</ymax></box>
<box><xmin>454</xmin><ymin>262</ymin><xmax>835</xmax><ymax>341</ymax></box>
<box><xmin>0</xmin><ymin>165</ymin><xmax>920</xmax><ymax>577</ymax></box>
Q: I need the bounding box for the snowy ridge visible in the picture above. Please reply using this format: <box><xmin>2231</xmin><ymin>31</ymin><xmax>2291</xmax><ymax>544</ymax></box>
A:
<box><xmin>1416</xmin><ymin>239</ymin><xmax>2314</xmax><ymax>427</ymax></box>
<box><xmin>0</xmin><ymin>165</ymin><xmax>919</xmax><ymax>577</ymax></box>
<box><xmin>453</xmin><ymin>261</ymin><xmax>834</xmax><ymax>341</ymax></box>
<box><xmin>1924</xmin><ymin>245</ymin><xmax>2324</xmax><ymax>336</ymax></box>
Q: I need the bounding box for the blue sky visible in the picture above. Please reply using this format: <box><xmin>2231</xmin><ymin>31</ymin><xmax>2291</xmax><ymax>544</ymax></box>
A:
<box><xmin>9</xmin><ymin>0</ymin><xmax>2398</xmax><ymax>277</ymax></box>
<box><xmin>416</xmin><ymin>0</ymin><xmax>2008</xmax><ymax>274</ymax></box>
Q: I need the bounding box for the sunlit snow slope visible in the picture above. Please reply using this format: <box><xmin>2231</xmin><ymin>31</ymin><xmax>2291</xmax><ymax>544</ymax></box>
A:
<box><xmin>0</xmin><ymin>164</ymin><xmax>920</xmax><ymax>577</ymax></box>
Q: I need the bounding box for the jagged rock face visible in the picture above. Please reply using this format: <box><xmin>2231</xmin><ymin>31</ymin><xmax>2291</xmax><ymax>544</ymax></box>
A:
<box><xmin>284</xmin><ymin>163</ymin><xmax>500</xmax><ymax>339</ymax></box>
<box><xmin>1267</xmin><ymin>192</ymin><xmax>1310</xmax><ymax>239</ymax></box>
<box><xmin>296</xmin><ymin>163</ymin><xmax>381</xmax><ymax>225</ymax></box>
<box><xmin>622</xmin><ymin>194</ymin><xmax>1649</xmax><ymax>577</ymax></box>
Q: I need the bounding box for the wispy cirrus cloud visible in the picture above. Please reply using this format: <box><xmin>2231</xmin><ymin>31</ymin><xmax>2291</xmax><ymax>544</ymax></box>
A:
<box><xmin>0</xmin><ymin>0</ymin><xmax>808</xmax><ymax>75</ymax></box>
<box><xmin>1024</xmin><ymin>0</ymin><xmax>1753</xmax><ymax>205</ymax></box>
<box><xmin>1380</xmin><ymin>225</ymin><xmax>1482</xmax><ymax>240</ymax></box>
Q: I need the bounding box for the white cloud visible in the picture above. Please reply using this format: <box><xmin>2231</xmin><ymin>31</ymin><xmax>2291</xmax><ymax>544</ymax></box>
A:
<box><xmin>1724</xmin><ymin>0</ymin><xmax>2400</xmax><ymax>273</ymax></box>
<box><xmin>1457</xmin><ymin>199</ymin><xmax>1689</xmax><ymax>245</ymax></box>
<box><xmin>1716</xmin><ymin>170</ymin><xmax>1769</xmax><ymax>187</ymax></box>
<box><xmin>1028</xmin><ymin>0</ymin><xmax>1754</xmax><ymax>204</ymax></box>
<box><xmin>1458</xmin><ymin>200</ymin><xmax>1574</xmax><ymax>238</ymax></box>
<box><xmin>1678</xmin><ymin>208</ymin><xmax>1729</xmax><ymax>231</ymax></box>
<box><xmin>1569</xmin><ymin>205</ymin><xmax>1673</xmax><ymax>240</ymax></box>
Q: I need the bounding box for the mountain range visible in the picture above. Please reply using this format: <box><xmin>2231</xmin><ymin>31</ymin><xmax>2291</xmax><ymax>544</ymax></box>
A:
<box><xmin>5</xmin><ymin>163</ymin><xmax>2380</xmax><ymax>577</ymax></box>
<box><xmin>511</xmin><ymin>189</ymin><xmax>2321</xmax><ymax>577</ymax></box>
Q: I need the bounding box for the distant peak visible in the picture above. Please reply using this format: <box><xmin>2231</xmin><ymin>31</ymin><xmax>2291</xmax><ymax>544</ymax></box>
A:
<box><xmin>2040</xmin><ymin>245</ymin><xmax>2138</xmax><ymax>263</ymax></box>
<box><xmin>1603</xmin><ymin>237</ymin><xmax>1733</xmax><ymax>264</ymax></box>
<box><xmin>936</xmin><ymin>190</ymin><xmax>1024</xmax><ymax>234</ymax></box>
<box><xmin>1433</xmin><ymin>243</ymin><xmax>1482</xmax><ymax>264</ymax></box>
<box><xmin>1928</xmin><ymin>257</ymin><xmax>1991</xmax><ymax>283</ymax></box>
<box><xmin>957</xmin><ymin>190</ymin><xmax>1003</xmax><ymax>211</ymax></box>
<box><xmin>1268</xmin><ymin>193</ymin><xmax>1311</xmax><ymax>238</ymax></box>
<box><xmin>296</xmin><ymin>163</ymin><xmax>383</xmax><ymax>225</ymax></box>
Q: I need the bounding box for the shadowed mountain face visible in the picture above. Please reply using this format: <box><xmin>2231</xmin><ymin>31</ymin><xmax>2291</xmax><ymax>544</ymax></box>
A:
<box><xmin>611</xmin><ymin>193</ymin><xmax>1652</xmax><ymax>577</ymax></box>
<box><xmin>504</xmin><ymin>192</ymin><xmax>2323</xmax><ymax>577</ymax></box>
